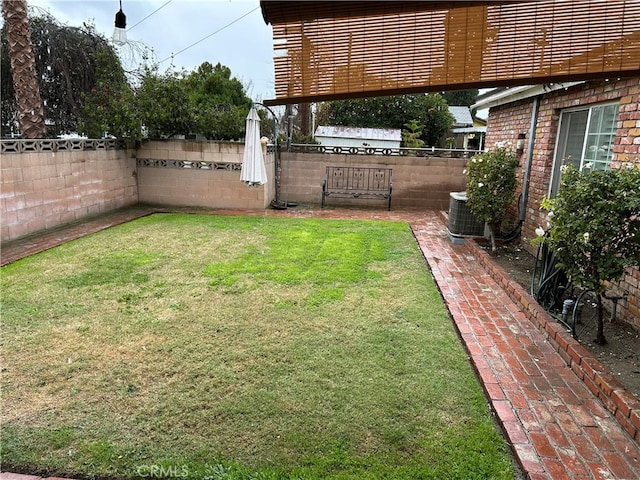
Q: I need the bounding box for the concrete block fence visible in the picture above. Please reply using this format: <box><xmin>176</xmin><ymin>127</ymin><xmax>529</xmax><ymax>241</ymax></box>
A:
<box><xmin>1</xmin><ymin>141</ymin><xmax>137</xmax><ymax>242</ymax></box>
<box><xmin>135</xmin><ymin>140</ymin><xmax>275</xmax><ymax>211</ymax></box>
<box><xmin>279</xmin><ymin>151</ymin><xmax>468</xmax><ymax>210</ymax></box>
<box><xmin>1</xmin><ymin>138</ymin><xmax>468</xmax><ymax>244</ymax></box>
<box><xmin>1</xmin><ymin>136</ymin><xmax>636</xmax><ymax>333</ymax></box>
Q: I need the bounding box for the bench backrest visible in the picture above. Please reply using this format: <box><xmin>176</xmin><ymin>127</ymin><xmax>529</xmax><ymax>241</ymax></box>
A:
<box><xmin>325</xmin><ymin>166</ymin><xmax>392</xmax><ymax>192</ymax></box>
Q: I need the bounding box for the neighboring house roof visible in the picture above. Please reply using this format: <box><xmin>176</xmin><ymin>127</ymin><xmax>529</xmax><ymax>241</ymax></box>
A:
<box><xmin>473</xmin><ymin>116</ymin><xmax>487</xmax><ymax>127</ymax></box>
<box><xmin>472</xmin><ymin>82</ymin><xmax>583</xmax><ymax>110</ymax></box>
<box><xmin>448</xmin><ymin>106</ymin><xmax>474</xmax><ymax>127</ymax></box>
<box><xmin>314</xmin><ymin>126</ymin><xmax>401</xmax><ymax>142</ymax></box>
<box><xmin>451</xmin><ymin>126</ymin><xmax>486</xmax><ymax>134</ymax></box>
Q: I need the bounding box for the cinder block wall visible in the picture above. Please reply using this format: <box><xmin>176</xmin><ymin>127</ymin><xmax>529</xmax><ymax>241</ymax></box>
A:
<box><xmin>2</xmin><ymin>140</ymin><xmax>467</xmax><ymax>242</ymax></box>
<box><xmin>1</xmin><ymin>148</ymin><xmax>137</xmax><ymax>242</ymax></box>
<box><xmin>136</xmin><ymin>140</ymin><xmax>275</xmax><ymax>210</ymax></box>
<box><xmin>279</xmin><ymin>152</ymin><xmax>468</xmax><ymax>210</ymax></box>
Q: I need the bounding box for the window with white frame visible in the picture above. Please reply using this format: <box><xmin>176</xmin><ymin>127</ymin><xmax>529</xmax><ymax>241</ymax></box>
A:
<box><xmin>549</xmin><ymin>102</ymin><xmax>619</xmax><ymax>197</ymax></box>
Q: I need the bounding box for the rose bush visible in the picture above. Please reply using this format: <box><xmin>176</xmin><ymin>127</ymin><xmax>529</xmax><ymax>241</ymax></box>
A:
<box><xmin>465</xmin><ymin>145</ymin><xmax>520</xmax><ymax>251</ymax></box>
<box><xmin>541</xmin><ymin>164</ymin><xmax>640</xmax><ymax>344</ymax></box>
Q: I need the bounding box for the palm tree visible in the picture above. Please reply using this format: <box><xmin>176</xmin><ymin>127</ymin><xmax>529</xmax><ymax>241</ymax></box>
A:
<box><xmin>2</xmin><ymin>0</ymin><xmax>46</xmax><ymax>138</ymax></box>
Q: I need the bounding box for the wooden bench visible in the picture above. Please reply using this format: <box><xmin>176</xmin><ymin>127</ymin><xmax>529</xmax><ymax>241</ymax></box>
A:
<box><xmin>321</xmin><ymin>166</ymin><xmax>393</xmax><ymax>210</ymax></box>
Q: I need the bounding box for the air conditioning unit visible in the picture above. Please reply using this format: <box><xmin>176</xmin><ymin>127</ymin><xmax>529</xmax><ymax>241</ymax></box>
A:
<box><xmin>448</xmin><ymin>191</ymin><xmax>485</xmax><ymax>237</ymax></box>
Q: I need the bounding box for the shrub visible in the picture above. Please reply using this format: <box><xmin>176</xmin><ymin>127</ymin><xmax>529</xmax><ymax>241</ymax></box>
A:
<box><xmin>542</xmin><ymin>164</ymin><xmax>640</xmax><ymax>344</ymax></box>
<box><xmin>465</xmin><ymin>146</ymin><xmax>520</xmax><ymax>251</ymax></box>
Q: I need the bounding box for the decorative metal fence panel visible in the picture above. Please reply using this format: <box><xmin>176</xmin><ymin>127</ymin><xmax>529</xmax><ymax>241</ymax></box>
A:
<box><xmin>289</xmin><ymin>144</ymin><xmax>479</xmax><ymax>158</ymax></box>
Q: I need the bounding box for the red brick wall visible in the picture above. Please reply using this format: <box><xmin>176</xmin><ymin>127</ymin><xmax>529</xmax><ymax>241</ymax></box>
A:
<box><xmin>484</xmin><ymin>98</ymin><xmax>534</xmax><ymax>224</ymax></box>
<box><xmin>485</xmin><ymin>78</ymin><xmax>640</xmax><ymax>326</ymax></box>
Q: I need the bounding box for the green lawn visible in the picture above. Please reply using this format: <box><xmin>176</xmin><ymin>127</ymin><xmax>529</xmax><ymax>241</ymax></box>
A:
<box><xmin>1</xmin><ymin>214</ymin><xmax>516</xmax><ymax>479</ymax></box>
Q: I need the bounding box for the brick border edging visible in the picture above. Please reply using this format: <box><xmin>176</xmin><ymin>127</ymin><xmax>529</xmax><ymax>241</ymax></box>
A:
<box><xmin>465</xmin><ymin>238</ymin><xmax>640</xmax><ymax>444</ymax></box>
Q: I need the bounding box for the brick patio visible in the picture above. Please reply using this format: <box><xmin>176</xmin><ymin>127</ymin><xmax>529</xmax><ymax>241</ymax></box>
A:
<box><xmin>1</xmin><ymin>206</ymin><xmax>639</xmax><ymax>480</ymax></box>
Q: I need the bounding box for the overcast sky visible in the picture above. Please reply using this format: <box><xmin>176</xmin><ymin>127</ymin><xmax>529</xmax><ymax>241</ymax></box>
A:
<box><xmin>26</xmin><ymin>0</ymin><xmax>275</xmax><ymax>102</ymax></box>
<box><xmin>19</xmin><ymin>1</ymin><xmax>491</xmax><ymax>117</ymax></box>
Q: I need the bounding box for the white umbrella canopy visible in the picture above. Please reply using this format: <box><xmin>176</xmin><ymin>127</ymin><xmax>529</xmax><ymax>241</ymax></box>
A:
<box><xmin>241</xmin><ymin>105</ymin><xmax>268</xmax><ymax>186</ymax></box>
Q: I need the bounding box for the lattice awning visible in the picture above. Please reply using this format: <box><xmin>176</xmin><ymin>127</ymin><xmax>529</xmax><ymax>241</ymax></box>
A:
<box><xmin>260</xmin><ymin>0</ymin><xmax>640</xmax><ymax>105</ymax></box>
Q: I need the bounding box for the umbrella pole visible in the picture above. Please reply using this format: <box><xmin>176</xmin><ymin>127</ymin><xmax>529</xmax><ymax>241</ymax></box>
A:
<box><xmin>254</xmin><ymin>102</ymin><xmax>283</xmax><ymax>207</ymax></box>
<box><xmin>274</xmin><ymin>117</ymin><xmax>279</xmax><ymax>204</ymax></box>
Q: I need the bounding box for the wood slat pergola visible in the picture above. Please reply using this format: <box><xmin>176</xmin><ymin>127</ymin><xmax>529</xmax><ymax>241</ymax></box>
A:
<box><xmin>260</xmin><ymin>0</ymin><xmax>640</xmax><ymax>105</ymax></box>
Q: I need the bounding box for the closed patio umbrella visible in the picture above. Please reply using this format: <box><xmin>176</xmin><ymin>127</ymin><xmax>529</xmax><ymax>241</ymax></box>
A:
<box><xmin>241</xmin><ymin>105</ymin><xmax>268</xmax><ymax>186</ymax></box>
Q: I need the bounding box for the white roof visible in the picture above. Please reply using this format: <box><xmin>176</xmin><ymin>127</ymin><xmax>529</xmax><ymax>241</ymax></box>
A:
<box><xmin>452</xmin><ymin>126</ymin><xmax>486</xmax><ymax>134</ymax></box>
<box><xmin>314</xmin><ymin>125</ymin><xmax>401</xmax><ymax>142</ymax></box>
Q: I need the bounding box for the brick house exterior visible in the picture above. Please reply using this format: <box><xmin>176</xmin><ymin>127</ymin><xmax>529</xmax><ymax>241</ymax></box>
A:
<box><xmin>473</xmin><ymin>78</ymin><xmax>640</xmax><ymax>327</ymax></box>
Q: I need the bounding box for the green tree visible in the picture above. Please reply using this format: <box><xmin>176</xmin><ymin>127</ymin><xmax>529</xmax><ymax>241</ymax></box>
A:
<box><xmin>543</xmin><ymin>165</ymin><xmax>640</xmax><ymax>345</ymax></box>
<box><xmin>442</xmin><ymin>89</ymin><xmax>479</xmax><ymax>107</ymax></box>
<box><xmin>79</xmin><ymin>52</ymin><xmax>139</xmax><ymax>139</ymax></box>
<box><xmin>135</xmin><ymin>62</ymin><xmax>251</xmax><ymax>140</ymax></box>
<box><xmin>1</xmin><ymin>10</ymin><xmax>124</xmax><ymax>136</ymax></box>
<box><xmin>315</xmin><ymin>94</ymin><xmax>453</xmax><ymax>147</ymax></box>
<box><xmin>465</xmin><ymin>146</ymin><xmax>520</xmax><ymax>251</ymax></box>
<box><xmin>136</xmin><ymin>66</ymin><xmax>194</xmax><ymax>139</ymax></box>
<box><xmin>401</xmin><ymin>120</ymin><xmax>425</xmax><ymax>149</ymax></box>
<box><xmin>184</xmin><ymin>62</ymin><xmax>252</xmax><ymax>140</ymax></box>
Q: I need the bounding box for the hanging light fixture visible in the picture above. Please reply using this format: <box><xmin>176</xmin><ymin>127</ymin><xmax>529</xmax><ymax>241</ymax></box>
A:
<box><xmin>113</xmin><ymin>0</ymin><xmax>127</xmax><ymax>45</ymax></box>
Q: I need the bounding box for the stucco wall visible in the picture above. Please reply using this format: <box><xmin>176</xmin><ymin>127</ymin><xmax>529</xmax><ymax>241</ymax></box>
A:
<box><xmin>279</xmin><ymin>152</ymin><xmax>468</xmax><ymax>210</ymax></box>
<box><xmin>1</xmin><ymin>146</ymin><xmax>137</xmax><ymax>242</ymax></box>
<box><xmin>484</xmin><ymin>78</ymin><xmax>640</xmax><ymax>325</ymax></box>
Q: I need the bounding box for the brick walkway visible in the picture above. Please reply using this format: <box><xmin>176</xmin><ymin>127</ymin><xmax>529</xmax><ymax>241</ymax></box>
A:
<box><xmin>2</xmin><ymin>206</ymin><xmax>639</xmax><ymax>480</ymax></box>
<box><xmin>412</xmin><ymin>213</ymin><xmax>640</xmax><ymax>480</ymax></box>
